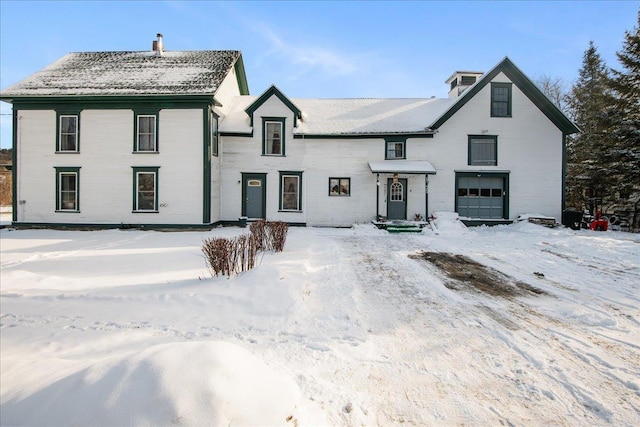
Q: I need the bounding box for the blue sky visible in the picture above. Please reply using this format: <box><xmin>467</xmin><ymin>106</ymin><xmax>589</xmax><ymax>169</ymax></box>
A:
<box><xmin>1</xmin><ymin>0</ymin><xmax>638</xmax><ymax>148</ymax></box>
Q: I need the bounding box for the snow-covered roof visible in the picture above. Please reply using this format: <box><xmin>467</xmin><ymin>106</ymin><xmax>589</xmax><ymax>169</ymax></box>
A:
<box><xmin>0</xmin><ymin>50</ymin><xmax>242</xmax><ymax>97</ymax></box>
<box><xmin>219</xmin><ymin>96</ymin><xmax>456</xmax><ymax>135</ymax></box>
<box><xmin>368</xmin><ymin>160</ymin><xmax>436</xmax><ymax>174</ymax></box>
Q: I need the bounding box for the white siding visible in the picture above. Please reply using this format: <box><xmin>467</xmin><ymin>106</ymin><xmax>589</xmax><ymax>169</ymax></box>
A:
<box><xmin>427</xmin><ymin>72</ymin><xmax>563</xmax><ymax>220</ymax></box>
<box><xmin>208</xmin><ymin>59</ymin><xmax>242</xmax><ymax>223</ymax></box>
<box><xmin>215</xmin><ymin>66</ymin><xmax>242</xmax><ymax>115</ymax></box>
<box><xmin>211</xmin><ymin>154</ymin><xmax>222</xmax><ymax>224</ymax></box>
<box><xmin>15</xmin><ymin>108</ymin><xmax>206</xmax><ymax>225</ymax></box>
<box><xmin>220</xmin><ymin>96</ymin><xmax>433</xmax><ymax>226</ymax></box>
<box><xmin>15</xmin><ymin>110</ymin><xmax>56</xmax><ymax>223</ymax></box>
<box><xmin>14</xmin><ymin>71</ymin><xmax>566</xmax><ymax>227</ymax></box>
<box><xmin>219</xmin><ymin>73</ymin><xmax>564</xmax><ymax>226</ymax></box>
<box><xmin>154</xmin><ymin>109</ymin><xmax>204</xmax><ymax>224</ymax></box>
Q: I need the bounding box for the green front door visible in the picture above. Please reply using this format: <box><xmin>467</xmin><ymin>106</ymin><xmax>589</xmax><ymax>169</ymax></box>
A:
<box><xmin>242</xmin><ymin>173</ymin><xmax>266</xmax><ymax>219</ymax></box>
<box><xmin>387</xmin><ymin>178</ymin><xmax>407</xmax><ymax>220</ymax></box>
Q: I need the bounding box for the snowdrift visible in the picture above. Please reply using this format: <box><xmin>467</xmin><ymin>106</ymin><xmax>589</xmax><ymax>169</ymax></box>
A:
<box><xmin>429</xmin><ymin>211</ymin><xmax>468</xmax><ymax>234</ymax></box>
<box><xmin>1</xmin><ymin>341</ymin><xmax>301</xmax><ymax>426</ymax></box>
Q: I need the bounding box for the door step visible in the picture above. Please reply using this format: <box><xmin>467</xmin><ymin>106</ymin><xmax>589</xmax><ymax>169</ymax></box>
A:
<box><xmin>372</xmin><ymin>220</ymin><xmax>428</xmax><ymax>233</ymax></box>
<box><xmin>385</xmin><ymin>224</ymin><xmax>424</xmax><ymax>233</ymax></box>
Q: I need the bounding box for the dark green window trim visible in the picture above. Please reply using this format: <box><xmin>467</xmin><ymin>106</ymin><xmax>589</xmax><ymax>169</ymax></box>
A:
<box><xmin>491</xmin><ymin>82</ymin><xmax>512</xmax><ymax>117</ymax></box>
<box><xmin>55</xmin><ymin>110</ymin><xmax>81</xmax><ymax>152</ymax></box>
<box><xmin>279</xmin><ymin>171</ymin><xmax>303</xmax><ymax>212</ymax></box>
<box><xmin>132</xmin><ymin>166</ymin><xmax>160</xmax><ymax>212</ymax></box>
<box><xmin>55</xmin><ymin>166</ymin><xmax>80</xmax><ymax>212</ymax></box>
<box><xmin>263</xmin><ymin>117</ymin><xmax>286</xmax><ymax>156</ymax></box>
<box><xmin>133</xmin><ymin>109</ymin><xmax>160</xmax><ymax>153</ymax></box>
<box><xmin>468</xmin><ymin>135</ymin><xmax>498</xmax><ymax>166</ymax></box>
<box><xmin>329</xmin><ymin>177</ymin><xmax>350</xmax><ymax>196</ymax></box>
<box><xmin>384</xmin><ymin>137</ymin><xmax>406</xmax><ymax>160</ymax></box>
<box><xmin>455</xmin><ymin>171</ymin><xmax>509</xmax><ymax>219</ymax></box>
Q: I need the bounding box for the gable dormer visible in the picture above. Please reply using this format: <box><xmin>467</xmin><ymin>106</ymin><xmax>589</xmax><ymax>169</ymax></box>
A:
<box><xmin>244</xmin><ymin>85</ymin><xmax>302</xmax><ymax>127</ymax></box>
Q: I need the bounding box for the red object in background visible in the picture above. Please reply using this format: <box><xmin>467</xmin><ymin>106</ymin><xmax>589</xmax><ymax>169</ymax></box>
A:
<box><xmin>589</xmin><ymin>210</ymin><xmax>609</xmax><ymax>231</ymax></box>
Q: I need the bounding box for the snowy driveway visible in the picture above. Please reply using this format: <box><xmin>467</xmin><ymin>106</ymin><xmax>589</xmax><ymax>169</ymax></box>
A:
<box><xmin>1</xmin><ymin>223</ymin><xmax>639</xmax><ymax>425</ymax></box>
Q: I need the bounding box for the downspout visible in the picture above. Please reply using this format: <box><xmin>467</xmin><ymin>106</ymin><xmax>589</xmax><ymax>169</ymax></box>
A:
<box><xmin>425</xmin><ymin>174</ymin><xmax>429</xmax><ymax>220</ymax></box>
<box><xmin>561</xmin><ymin>133</ymin><xmax>567</xmax><ymax>215</ymax></box>
<box><xmin>12</xmin><ymin>109</ymin><xmax>18</xmax><ymax>223</ymax></box>
<box><xmin>376</xmin><ymin>173</ymin><xmax>380</xmax><ymax>220</ymax></box>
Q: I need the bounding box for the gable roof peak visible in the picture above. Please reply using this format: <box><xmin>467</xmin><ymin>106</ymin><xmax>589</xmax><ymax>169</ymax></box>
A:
<box><xmin>245</xmin><ymin>84</ymin><xmax>302</xmax><ymax>126</ymax></box>
<box><xmin>430</xmin><ymin>56</ymin><xmax>579</xmax><ymax>134</ymax></box>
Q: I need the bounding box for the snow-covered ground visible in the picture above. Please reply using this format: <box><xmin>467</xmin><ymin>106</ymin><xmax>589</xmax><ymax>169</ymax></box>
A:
<box><xmin>1</xmin><ymin>220</ymin><xmax>639</xmax><ymax>426</ymax></box>
<box><xmin>0</xmin><ymin>209</ymin><xmax>11</xmax><ymax>226</ymax></box>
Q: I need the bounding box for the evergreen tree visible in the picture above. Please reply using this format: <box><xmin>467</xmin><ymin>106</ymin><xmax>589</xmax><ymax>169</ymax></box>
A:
<box><xmin>609</xmin><ymin>11</ymin><xmax>640</xmax><ymax>229</ymax></box>
<box><xmin>565</xmin><ymin>41</ymin><xmax>617</xmax><ymax>213</ymax></box>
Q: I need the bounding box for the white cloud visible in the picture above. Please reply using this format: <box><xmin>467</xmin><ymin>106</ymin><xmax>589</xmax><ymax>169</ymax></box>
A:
<box><xmin>249</xmin><ymin>20</ymin><xmax>359</xmax><ymax>78</ymax></box>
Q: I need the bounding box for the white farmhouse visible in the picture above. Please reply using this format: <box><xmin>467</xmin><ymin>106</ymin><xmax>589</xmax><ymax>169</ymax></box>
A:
<box><xmin>0</xmin><ymin>35</ymin><xmax>578</xmax><ymax>228</ymax></box>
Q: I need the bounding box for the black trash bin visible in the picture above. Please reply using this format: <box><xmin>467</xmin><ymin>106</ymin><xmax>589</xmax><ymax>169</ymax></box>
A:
<box><xmin>562</xmin><ymin>210</ymin><xmax>583</xmax><ymax>230</ymax></box>
<box><xmin>238</xmin><ymin>216</ymin><xmax>248</xmax><ymax>228</ymax></box>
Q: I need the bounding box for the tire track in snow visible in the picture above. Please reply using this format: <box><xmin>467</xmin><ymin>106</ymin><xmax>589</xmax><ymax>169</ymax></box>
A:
<box><xmin>330</xmin><ymin>230</ymin><xmax>640</xmax><ymax>425</ymax></box>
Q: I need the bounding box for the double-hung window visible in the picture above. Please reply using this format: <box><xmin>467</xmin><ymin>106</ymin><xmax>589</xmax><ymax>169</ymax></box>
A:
<box><xmin>468</xmin><ymin>135</ymin><xmax>498</xmax><ymax>166</ymax></box>
<box><xmin>329</xmin><ymin>177</ymin><xmax>350</xmax><ymax>196</ymax></box>
<box><xmin>385</xmin><ymin>140</ymin><xmax>405</xmax><ymax>160</ymax></box>
<box><xmin>57</xmin><ymin>114</ymin><xmax>79</xmax><ymax>152</ymax></box>
<box><xmin>263</xmin><ymin>118</ymin><xmax>285</xmax><ymax>156</ymax></box>
<box><xmin>280</xmin><ymin>171</ymin><xmax>302</xmax><ymax>211</ymax></box>
<box><xmin>133</xmin><ymin>167</ymin><xmax>159</xmax><ymax>212</ymax></box>
<box><xmin>491</xmin><ymin>83</ymin><xmax>512</xmax><ymax>117</ymax></box>
<box><xmin>135</xmin><ymin>112</ymin><xmax>158</xmax><ymax>152</ymax></box>
<box><xmin>55</xmin><ymin>167</ymin><xmax>80</xmax><ymax>211</ymax></box>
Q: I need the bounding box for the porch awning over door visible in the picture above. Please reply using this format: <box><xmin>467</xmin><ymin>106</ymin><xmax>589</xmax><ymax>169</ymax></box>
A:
<box><xmin>368</xmin><ymin>160</ymin><xmax>436</xmax><ymax>174</ymax></box>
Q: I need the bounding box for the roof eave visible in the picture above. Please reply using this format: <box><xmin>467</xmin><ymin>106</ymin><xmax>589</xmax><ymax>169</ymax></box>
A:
<box><xmin>1</xmin><ymin>93</ymin><xmax>221</xmax><ymax>106</ymax></box>
<box><xmin>233</xmin><ymin>54</ymin><xmax>250</xmax><ymax>96</ymax></box>
<box><xmin>293</xmin><ymin>131</ymin><xmax>436</xmax><ymax>139</ymax></box>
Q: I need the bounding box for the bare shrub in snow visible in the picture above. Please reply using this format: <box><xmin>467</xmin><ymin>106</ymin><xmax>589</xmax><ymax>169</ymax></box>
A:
<box><xmin>202</xmin><ymin>234</ymin><xmax>260</xmax><ymax>277</ymax></box>
<box><xmin>202</xmin><ymin>237</ymin><xmax>231</xmax><ymax>276</ymax></box>
<box><xmin>268</xmin><ymin>221</ymin><xmax>289</xmax><ymax>252</ymax></box>
<box><xmin>250</xmin><ymin>220</ymin><xmax>268</xmax><ymax>251</ymax></box>
<box><xmin>250</xmin><ymin>220</ymin><xmax>289</xmax><ymax>252</ymax></box>
<box><xmin>203</xmin><ymin>220</ymin><xmax>288</xmax><ymax>277</ymax></box>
